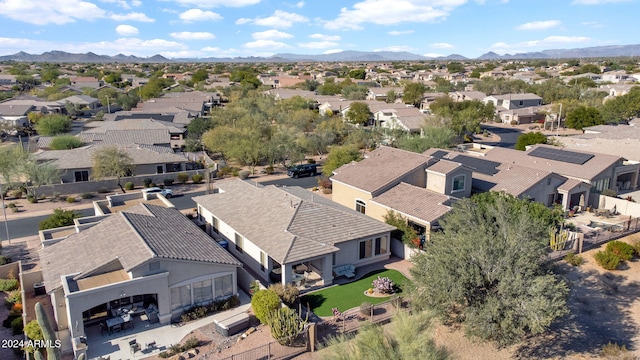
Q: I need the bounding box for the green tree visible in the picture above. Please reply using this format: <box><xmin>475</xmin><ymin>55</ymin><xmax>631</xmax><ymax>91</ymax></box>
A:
<box><xmin>323</xmin><ymin>144</ymin><xmax>361</xmax><ymax>176</ymax></box>
<box><xmin>22</xmin><ymin>160</ymin><xmax>60</xmax><ymax>199</ymax></box>
<box><xmin>395</xmin><ymin>126</ymin><xmax>455</xmax><ymax>153</ymax></box>
<box><xmin>39</xmin><ymin>209</ymin><xmax>81</xmax><ymax>230</ymax></box>
<box><xmin>322</xmin><ymin>311</ymin><xmax>449</xmax><ymax>360</ymax></box>
<box><xmin>565</xmin><ymin>105</ymin><xmax>604</xmax><ymax>130</ymax></box>
<box><xmin>35</xmin><ymin>114</ymin><xmax>71</xmax><ymax>135</ymax></box>
<box><xmin>0</xmin><ymin>145</ymin><xmax>28</xmax><ymax>186</ymax></box>
<box><xmin>91</xmin><ymin>147</ymin><xmax>134</xmax><ymax>192</ymax></box>
<box><xmin>383</xmin><ymin>210</ymin><xmax>418</xmax><ymax>246</ymax></box>
<box><xmin>345</xmin><ymin>102</ymin><xmax>371</xmax><ymax>125</ymax></box>
<box><xmin>116</xmin><ymin>92</ymin><xmax>140</xmax><ymax>111</ymax></box>
<box><xmin>348</xmin><ymin>69</ymin><xmax>366</xmax><ymax>80</ymax></box>
<box><xmin>410</xmin><ymin>192</ymin><xmax>569</xmax><ymax>345</ymax></box>
<box><xmin>192</xmin><ymin>69</ymin><xmax>209</xmax><ymax>83</ymax></box>
<box><xmin>49</xmin><ymin>135</ymin><xmax>83</xmax><ymax>150</ymax></box>
<box><xmin>446</xmin><ymin>62</ymin><xmax>464</xmax><ymax>73</ymax></box>
<box><xmin>385</xmin><ymin>90</ymin><xmax>397</xmax><ymax>103</ymax></box>
<box><xmin>251</xmin><ymin>289</ymin><xmax>281</xmax><ymax>324</ymax></box>
<box><xmin>515</xmin><ymin>132</ymin><xmax>547</xmax><ymax>151</ymax></box>
<box><xmin>402</xmin><ymin>82</ymin><xmax>427</xmax><ymax>107</ymax></box>
<box><xmin>317</xmin><ymin>77</ymin><xmax>342</xmax><ymax>95</ymax></box>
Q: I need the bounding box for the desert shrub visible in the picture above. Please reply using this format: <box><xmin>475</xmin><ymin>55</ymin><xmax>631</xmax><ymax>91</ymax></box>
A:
<box><xmin>27</xmin><ymin>194</ymin><xmax>37</xmax><ymax>203</ymax></box>
<box><xmin>124</xmin><ymin>182</ymin><xmax>134</xmax><ymax>190</ymax></box>
<box><xmin>176</xmin><ymin>173</ymin><xmax>189</xmax><ymax>184</ymax></box>
<box><xmin>49</xmin><ymin>135</ymin><xmax>83</xmax><ymax>150</ymax></box>
<box><xmin>267</xmin><ymin>307</ymin><xmax>305</xmax><ymax>346</ymax></box>
<box><xmin>317</xmin><ymin>176</ymin><xmax>332</xmax><ymax>189</ymax></box>
<box><xmin>606</xmin><ymin>241</ymin><xmax>635</xmax><ymax>261</ymax></box>
<box><xmin>601</xmin><ymin>342</ymin><xmax>636</xmax><ymax>359</ymax></box>
<box><xmin>143</xmin><ymin>178</ymin><xmax>152</xmax><ymax>188</ymax></box>
<box><xmin>159</xmin><ymin>337</ymin><xmax>199</xmax><ymax>358</ymax></box>
<box><xmin>97</xmin><ymin>187</ymin><xmax>109</xmax><ymax>193</ymax></box>
<box><xmin>268</xmin><ymin>283</ymin><xmax>299</xmax><ymax>306</ymax></box>
<box><xmin>24</xmin><ymin>320</ymin><xmax>43</xmax><ymax>341</ymax></box>
<box><xmin>232</xmin><ymin>168</ymin><xmax>240</xmax><ymax>177</ymax></box>
<box><xmin>510</xmin><ymin>120</ymin><xmax>518</xmax><ymax>126</ymax></box>
<box><xmin>359</xmin><ymin>302</ymin><xmax>372</xmax><ymax>316</ymax></box>
<box><xmin>11</xmin><ymin>316</ymin><xmax>23</xmax><ymax>335</ymax></box>
<box><xmin>81</xmin><ymin>192</ymin><xmax>94</xmax><ymax>199</ymax></box>
<box><xmin>0</xmin><ymin>278</ymin><xmax>19</xmax><ymax>291</ymax></box>
<box><xmin>594</xmin><ymin>250</ymin><xmax>621</xmax><ymax>270</ymax></box>
<box><xmin>307</xmin><ymin>158</ymin><xmax>316</xmax><ymax>164</ymax></box>
<box><xmin>563</xmin><ymin>252</ymin><xmax>584</xmax><ymax>266</ymax></box>
<box><xmin>5</xmin><ymin>290</ymin><xmax>21</xmax><ymax>306</ymax></box>
<box><xmin>179</xmin><ymin>295</ymin><xmax>240</xmax><ymax>323</ymax></box>
<box><xmin>265</xmin><ymin>165</ymin><xmax>274</xmax><ymax>174</ymax></box>
<box><xmin>239</xmin><ymin>170</ymin><xmax>250</xmax><ymax>179</ymax></box>
<box><xmin>217</xmin><ymin>166</ymin><xmax>232</xmax><ymax>177</ymax></box>
<box><xmin>601</xmin><ymin>189</ymin><xmax>618</xmax><ymax>197</ymax></box>
<box><xmin>163</xmin><ymin>178</ymin><xmax>174</xmax><ymax>186</ymax></box>
<box><xmin>251</xmin><ymin>289</ymin><xmax>281</xmax><ymax>324</ymax></box>
<box><xmin>7</xmin><ymin>202</ymin><xmax>17</xmax><ymax>209</ymax></box>
<box><xmin>10</xmin><ymin>190</ymin><xmax>23</xmax><ymax>199</ymax></box>
<box><xmin>66</xmin><ymin>197</ymin><xmax>75</xmax><ymax>203</ymax></box>
<box><xmin>192</xmin><ymin>173</ymin><xmax>203</xmax><ymax>183</ymax></box>
<box><xmin>322</xmin><ymin>188</ymin><xmax>332</xmax><ymax>194</ymax></box>
<box><xmin>39</xmin><ymin>208</ymin><xmax>80</xmax><ymax>230</ymax></box>
<box><xmin>0</xmin><ymin>256</ymin><xmax>11</xmax><ymax>265</ymax></box>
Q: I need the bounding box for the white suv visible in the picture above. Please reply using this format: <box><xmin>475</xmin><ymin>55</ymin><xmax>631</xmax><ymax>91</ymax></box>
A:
<box><xmin>143</xmin><ymin>187</ymin><xmax>174</xmax><ymax>198</ymax></box>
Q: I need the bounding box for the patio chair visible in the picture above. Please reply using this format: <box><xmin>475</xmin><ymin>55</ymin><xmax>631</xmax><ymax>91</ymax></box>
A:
<box><xmin>130</xmin><ymin>339</ymin><xmax>140</xmax><ymax>353</ymax></box>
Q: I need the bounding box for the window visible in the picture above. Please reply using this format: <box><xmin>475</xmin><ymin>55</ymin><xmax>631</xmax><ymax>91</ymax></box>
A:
<box><xmin>547</xmin><ymin>178</ymin><xmax>551</xmax><ymax>186</ymax></box>
<box><xmin>212</xmin><ymin>216</ymin><xmax>219</xmax><ymax>234</ymax></box>
<box><xmin>519</xmin><ymin>100</ymin><xmax>524</xmax><ymax>106</ymax></box>
<box><xmin>156</xmin><ymin>165</ymin><xmax>164</xmax><ymax>174</ymax></box>
<box><xmin>170</xmin><ymin>284</ymin><xmax>191</xmax><ymax>311</ymax></box>
<box><xmin>375</xmin><ymin>237</ymin><xmax>388</xmax><ymax>255</ymax></box>
<box><xmin>359</xmin><ymin>239</ymin><xmax>373</xmax><ymax>260</ymax></box>
<box><xmin>235</xmin><ymin>233</ymin><xmax>244</xmax><ymax>253</ymax></box>
<box><xmin>452</xmin><ymin>175</ymin><xmax>465</xmax><ymax>192</ymax></box>
<box><xmin>74</xmin><ymin>170</ymin><xmax>89</xmax><ymax>182</ymax></box>
<box><xmin>332</xmin><ymin>253</ymin><xmax>336</xmax><ymax>266</ymax></box>
<box><xmin>260</xmin><ymin>251</ymin><xmax>266</xmax><ymax>272</ymax></box>
<box><xmin>355</xmin><ymin>200</ymin><xmax>366</xmax><ymax>214</ymax></box>
<box><xmin>215</xmin><ymin>274</ymin><xmax>234</xmax><ymax>299</ymax></box>
<box><xmin>192</xmin><ymin>279</ymin><xmax>213</xmax><ymax>305</ymax></box>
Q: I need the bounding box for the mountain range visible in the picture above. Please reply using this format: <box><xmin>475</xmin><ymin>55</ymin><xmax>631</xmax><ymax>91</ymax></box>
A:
<box><xmin>1</xmin><ymin>44</ymin><xmax>639</xmax><ymax>63</ymax></box>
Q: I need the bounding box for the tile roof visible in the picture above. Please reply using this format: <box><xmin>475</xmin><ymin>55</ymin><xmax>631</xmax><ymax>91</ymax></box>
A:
<box><xmin>371</xmin><ymin>183</ymin><xmax>454</xmax><ymax>223</ymax></box>
<box><xmin>557</xmin><ymin>178</ymin><xmax>591</xmax><ymax>192</ymax></box>
<box><xmin>472</xmin><ymin>163</ymin><xmax>556</xmax><ymax>197</ymax></box>
<box><xmin>331</xmin><ymin>146</ymin><xmax>432</xmax><ymax>194</ymax></box>
<box><xmin>40</xmin><ymin>204</ymin><xmax>240</xmax><ymax>291</ymax></box>
<box><xmin>34</xmin><ymin>143</ymin><xmax>187</xmax><ymax>169</ymax></box>
<box><xmin>425</xmin><ymin>159</ymin><xmax>463</xmax><ymax>175</ymax></box>
<box><xmin>194</xmin><ymin>180</ymin><xmax>394</xmax><ymax>264</ymax></box>
<box><xmin>0</xmin><ymin>104</ymin><xmax>34</xmax><ymax>116</ymax></box>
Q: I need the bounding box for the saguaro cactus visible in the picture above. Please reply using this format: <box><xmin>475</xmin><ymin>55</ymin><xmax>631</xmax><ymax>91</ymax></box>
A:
<box><xmin>35</xmin><ymin>301</ymin><xmax>61</xmax><ymax>360</ymax></box>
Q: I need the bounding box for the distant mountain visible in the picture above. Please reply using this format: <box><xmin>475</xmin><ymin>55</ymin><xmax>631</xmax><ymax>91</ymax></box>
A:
<box><xmin>1</xmin><ymin>44</ymin><xmax>639</xmax><ymax>63</ymax></box>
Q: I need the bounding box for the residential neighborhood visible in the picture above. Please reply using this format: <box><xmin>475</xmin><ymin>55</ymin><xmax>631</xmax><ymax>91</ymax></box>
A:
<box><xmin>0</xmin><ymin>55</ymin><xmax>640</xmax><ymax>360</ymax></box>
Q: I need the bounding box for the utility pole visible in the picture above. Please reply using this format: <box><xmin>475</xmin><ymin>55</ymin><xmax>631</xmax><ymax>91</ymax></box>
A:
<box><xmin>557</xmin><ymin>103</ymin><xmax>562</xmax><ymax>138</ymax></box>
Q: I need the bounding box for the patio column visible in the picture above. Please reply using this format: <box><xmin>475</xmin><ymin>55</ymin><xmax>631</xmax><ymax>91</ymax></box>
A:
<box><xmin>281</xmin><ymin>264</ymin><xmax>294</xmax><ymax>286</ymax></box>
<box><xmin>322</xmin><ymin>255</ymin><xmax>333</xmax><ymax>286</ymax></box>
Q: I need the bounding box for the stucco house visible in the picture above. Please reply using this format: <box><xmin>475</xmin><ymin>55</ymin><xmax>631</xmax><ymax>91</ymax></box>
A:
<box><xmin>483</xmin><ymin>93</ymin><xmax>543</xmax><ymax>110</ymax></box>
<box><xmin>194</xmin><ymin>180</ymin><xmax>395</xmax><ymax>288</ymax></box>
<box><xmin>33</xmin><ymin>143</ymin><xmax>190</xmax><ymax>183</ymax></box>
<box><xmin>0</xmin><ymin>104</ymin><xmax>34</xmax><ymax>128</ymax></box>
<box><xmin>39</xmin><ymin>203</ymin><xmax>241</xmax><ymax>358</ymax></box>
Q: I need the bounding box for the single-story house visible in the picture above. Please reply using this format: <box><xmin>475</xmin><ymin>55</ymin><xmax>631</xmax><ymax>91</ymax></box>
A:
<box><xmin>194</xmin><ymin>180</ymin><xmax>395</xmax><ymax>288</ymax></box>
<box><xmin>39</xmin><ymin>203</ymin><xmax>241</xmax><ymax>358</ymax></box>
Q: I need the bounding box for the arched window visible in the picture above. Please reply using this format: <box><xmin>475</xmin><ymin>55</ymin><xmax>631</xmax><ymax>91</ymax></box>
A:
<box><xmin>355</xmin><ymin>199</ymin><xmax>366</xmax><ymax>214</ymax></box>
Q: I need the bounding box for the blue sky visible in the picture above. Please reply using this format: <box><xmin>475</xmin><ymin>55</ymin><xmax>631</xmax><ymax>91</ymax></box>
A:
<box><xmin>0</xmin><ymin>0</ymin><xmax>637</xmax><ymax>59</ymax></box>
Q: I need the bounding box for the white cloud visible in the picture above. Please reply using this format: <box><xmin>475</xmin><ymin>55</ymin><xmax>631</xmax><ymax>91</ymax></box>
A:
<box><xmin>0</xmin><ymin>36</ymin><xmax>187</xmax><ymax>56</ymax></box>
<box><xmin>295</xmin><ymin>1</ymin><xmax>305</xmax><ymax>7</ymax></box>
<box><xmin>243</xmin><ymin>39</ymin><xmax>290</xmax><ymax>49</ymax></box>
<box><xmin>572</xmin><ymin>0</ymin><xmax>629</xmax><ymax>4</ymax></box>
<box><xmin>388</xmin><ymin>30</ymin><xmax>414</xmax><ymax>35</ymax></box>
<box><xmin>0</xmin><ymin>0</ymin><xmax>107</xmax><ymax>25</ymax></box>
<box><xmin>170</xmin><ymin>31</ymin><xmax>216</xmax><ymax>40</ymax></box>
<box><xmin>173</xmin><ymin>0</ymin><xmax>261</xmax><ymax>7</ymax></box>
<box><xmin>540</xmin><ymin>35</ymin><xmax>591</xmax><ymax>43</ymax></box>
<box><xmin>235</xmin><ymin>10</ymin><xmax>308</xmax><ymax>28</ymax></box>
<box><xmin>309</xmin><ymin>33</ymin><xmax>341</xmax><ymax>41</ymax></box>
<box><xmin>111</xmin><ymin>12</ymin><xmax>155</xmax><ymax>22</ymax></box>
<box><xmin>251</xmin><ymin>29</ymin><xmax>294</xmax><ymax>40</ymax></box>
<box><xmin>298</xmin><ymin>41</ymin><xmax>339</xmax><ymax>49</ymax></box>
<box><xmin>374</xmin><ymin>45</ymin><xmax>415</xmax><ymax>52</ymax></box>
<box><xmin>582</xmin><ymin>21</ymin><xmax>604</xmax><ymax>28</ymax></box>
<box><xmin>430</xmin><ymin>42</ymin><xmax>453</xmax><ymax>49</ymax></box>
<box><xmin>517</xmin><ymin>20</ymin><xmax>561</xmax><ymax>30</ymax></box>
<box><xmin>115</xmin><ymin>24</ymin><xmax>139</xmax><ymax>36</ymax></box>
<box><xmin>324</xmin><ymin>49</ymin><xmax>343</xmax><ymax>54</ymax></box>
<box><xmin>179</xmin><ymin>9</ymin><xmax>222</xmax><ymax>22</ymax></box>
<box><xmin>324</xmin><ymin>0</ymin><xmax>466</xmax><ymax>30</ymax></box>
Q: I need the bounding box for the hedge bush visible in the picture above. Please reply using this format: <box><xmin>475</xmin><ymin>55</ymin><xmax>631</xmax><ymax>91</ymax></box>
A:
<box><xmin>179</xmin><ymin>295</ymin><xmax>240</xmax><ymax>323</ymax></box>
<box><xmin>0</xmin><ymin>278</ymin><xmax>19</xmax><ymax>292</ymax></box>
<box><xmin>251</xmin><ymin>289</ymin><xmax>281</xmax><ymax>324</ymax></box>
<box><xmin>594</xmin><ymin>250</ymin><xmax>621</xmax><ymax>270</ymax></box>
<box><xmin>192</xmin><ymin>174</ymin><xmax>203</xmax><ymax>183</ymax></box>
<box><xmin>143</xmin><ymin>178</ymin><xmax>153</xmax><ymax>188</ymax></box>
<box><xmin>66</xmin><ymin>197</ymin><xmax>75</xmax><ymax>203</ymax></box>
<box><xmin>176</xmin><ymin>173</ymin><xmax>189</xmax><ymax>184</ymax></box>
<box><xmin>239</xmin><ymin>170</ymin><xmax>250</xmax><ymax>179</ymax></box>
<box><xmin>268</xmin><ymin>283</ymin><xmax>299</xmax><ymax>307</ymax></box>
<box><xmin>81</xmin><ymin>192</ymin><xmax>94</xmax><ymax>199</ymax></box>
<box><xmin>124</xmin><ymin>182</ymin><xmax>134</xmax><ymax>191</ymax></box>
<box><xmin>163</xmin><ymin>178</ymin><xmax>174</xmax><ymax>186</ymax></box>
<box><xmin>563</xmin><ymin>252</ymin><xmax>584</xmax><ymax>266</ymax></box>
<box><xmin>11</xmin><ymin>316</ymin><xmax>23</xmax><ymax>335</ymax></box>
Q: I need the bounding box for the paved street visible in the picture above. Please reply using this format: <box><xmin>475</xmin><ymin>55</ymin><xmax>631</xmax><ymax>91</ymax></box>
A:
<box><xmin>0</xmin><ymin>208</ymin><xmax>94</xmax><ymax>242</ymax></box>
<box><xmin>480</xmin><ymin>124</ymin><xmax>522</xmax><ymax>148</ymax></box>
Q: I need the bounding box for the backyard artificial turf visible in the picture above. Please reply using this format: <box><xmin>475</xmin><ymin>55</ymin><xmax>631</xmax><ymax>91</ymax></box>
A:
<box><xmin>301</xmin><ymin>269</ymin><xmax>408</xmax><ymax>317</ymax></box>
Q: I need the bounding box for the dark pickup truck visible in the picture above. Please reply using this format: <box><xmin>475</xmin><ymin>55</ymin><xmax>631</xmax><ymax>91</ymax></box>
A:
<box><xmin>287</xmin><ymin>164</ymin><xmax>318</xmax><ymax>178</ymax></box>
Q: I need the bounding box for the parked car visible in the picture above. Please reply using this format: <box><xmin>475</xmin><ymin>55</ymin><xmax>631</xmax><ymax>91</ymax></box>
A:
<box><xmin>143</xmin><ymin>187</ymin><xmax>174</xmax><ymax>198</ymax></box>
<box><xmin>287</xmin><ymin>164</ymin><xmax>318</xmax><ymax>178</ymax></box>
